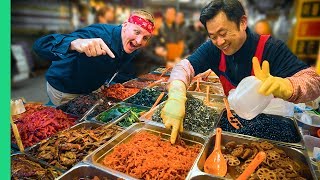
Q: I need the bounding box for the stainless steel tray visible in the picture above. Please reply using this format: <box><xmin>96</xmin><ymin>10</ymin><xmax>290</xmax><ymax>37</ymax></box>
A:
<box><xmin>84</xmin><ymin>122</ymin><xmax>207</xmax><ymax>180</ymax></box>
<box><xmin>217</xmin><ymin>109</ymin><xmax>305</xmax><ymax>149</ymax></box>
<box><xmin>56</xmin><ymin>162</ymin><xmax>133</xmax><ymax>180</ymax></box>
<box><xmin>188</xmin><ymin>91</ymin><xmax>225</xmax><ymax>114</ymax></box>
<box><xmin>189</xmin><ymin>131</ymin><xmax>317</xmax><ymax>180</ymax></box>
<box><xmin>11</xmin><ymin>153</ymin><xmax>62</xmax><ymax>179</ymax></box>
<box><xmin>91</xmin><ymin>102</ymin><xmax>150</xmax><ymax>124</ymax></box>
<box><xmin>151</xmin><ymin>66</ymin><xmax>171</xmax><ymax>76</ymax></box>
<box><xmin>122</xmin><ymin>78</ymin><xmax>155</xmax><ymax>89</ymax></box>
<box><xmin>188</xmin><ymin>81</ymin><xmax>224</xmax><ymax>96</ymax></box>
<box><xmin>25</xmin><ymin>121</ymin><xmax>123</xmax><ymax>171</ymax></box>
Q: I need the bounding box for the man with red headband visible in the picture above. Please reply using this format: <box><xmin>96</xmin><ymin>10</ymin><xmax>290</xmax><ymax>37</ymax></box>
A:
<box><xmin>33</xmin><ymin>10</ymin><xmax>154</xmax><ymax>106</ymax></box>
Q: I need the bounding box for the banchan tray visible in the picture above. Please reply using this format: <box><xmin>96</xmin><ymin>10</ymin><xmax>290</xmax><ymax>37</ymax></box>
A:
<box><xmin>188</xmin><ymin>91</ymin><xmax>225</xmax><ymax>114</ymax></box>
<box><xmin>151</xmin><ymin>66</ymin><xmax>171</xmax><ymax>76</ymax></box>
<box><xmin>122</xmin><ymin>78</ymin><xmax>155</xmax><ymax>89</ymax></box>
<box><xmin>189</xmin><ymin>131</ymin><xmax>317</xmax><ymax>180</ymax></box>
<box><xmin>11</xmin><ymin>108</ymin><xmax>79</xmax><ymax>150</ymax></box>
<box><xmin>56</xmin><ymin>162</ymin><xmax>133</xmax><ymax>180</ymax></box>
<box><xmin>91</xmin><ymin>102</ymin><xmax>150</xmax><ymax>124</ymax></box>
<box><xmin>188</xmin><ymin>81</ymin><xmax>225</xmax><ymax>96</ymax></box>
<box><xmin>11</xmin><ymin>153</ymin><xmax>62</xmax><ymax>179</ymax></box>
<box><xmin>84</xmin><ymin>122</ymin><xmax>207</xmax><ymax>180</ymax></box>
<box><xmin>217</xmin><ymin>109</ymin><xmax>305</xmax><ymax>149</ymax></box>
<box><xmin>138</xmin><ymin>73</ymin><xmax>169</xmax><ymax>82</ymax></box>
<box><xmin>25</xmin><ymin>121</ymin><xmax>123</xmax><ymax>171</ymax></box>
<box><xmin>141</xmin><ymin>95</ymin><xmax>220</xmax><ymax>137</ymax></box>
<box><xmin>124</xmin><ymin>88</ymin><xmax>168</xmax><ymax>108</ymax></box>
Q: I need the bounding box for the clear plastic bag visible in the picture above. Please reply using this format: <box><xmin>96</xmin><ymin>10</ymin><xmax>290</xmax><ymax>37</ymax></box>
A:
<box><xmin>262</xmin><ymin>98</ymin><xmax>294</xmax><ymax>117</ymax></box>
<box><xmin>228</xmin><ymin>76</ymin><xmax>273</xmax><ymax>120</ymax></box>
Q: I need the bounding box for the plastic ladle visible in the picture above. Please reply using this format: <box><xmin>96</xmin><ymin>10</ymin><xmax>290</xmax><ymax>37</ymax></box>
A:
<box><xmin>204</xmin><ymin>128</ymin><xmax>227</xmax><ymax>177</ymax></box>
<box><xmin>236</xmin><ymin>151</ymin><xmax>266</xmax><ymax>180</ymax></box>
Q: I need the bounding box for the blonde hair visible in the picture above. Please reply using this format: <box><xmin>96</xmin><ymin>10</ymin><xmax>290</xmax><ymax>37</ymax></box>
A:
<box><xmin>131</xmin><ymin>10</ymin><xmax>154</xmax><ymax>24</ymax></box>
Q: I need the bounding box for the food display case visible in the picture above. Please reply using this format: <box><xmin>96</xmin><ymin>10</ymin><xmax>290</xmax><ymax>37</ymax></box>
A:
<box><xmin>84</xmin><ymin>122</ymin><xmax>206</xmax><ymax>180</ymax></box>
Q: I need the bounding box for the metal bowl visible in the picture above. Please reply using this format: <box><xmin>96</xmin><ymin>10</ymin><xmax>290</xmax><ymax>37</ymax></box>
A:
<box><xmin>295</xmin><ymin>113</ymin><xmax>320</xmax><ymax>137</ymax></box>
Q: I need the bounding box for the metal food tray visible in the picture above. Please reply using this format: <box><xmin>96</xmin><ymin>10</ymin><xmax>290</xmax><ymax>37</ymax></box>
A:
<box><xmin>124</xmin><ymin>89</ymin><xmax>168</xmax><ymax>108</ymax></box>
<box><xmin>188</xmin><ymin>91</ymin><xmax>225</xmax><ymax>114</ymax></box>
<box><xmin>56</xmin><ymin>162</ymin><xmax>133</xmax><ymax>180</ymax></box>
<box><xmin>217</xmin><ymin>109</ymin><xmax>305</xmax><ymax>149</ymax></box>
<box><xmin>139</xmin><ymin>101</ymin><xmax>166</xmax><ymax>121</ymax></box>
<box><xmin>189</xmin><ymin>131</ymin><xmax>317</xmax><ymax>180</ymax></box>
<box><xmin>122</xmin><ymin>78</ymin><xmax>155</xmax><ymax>89</ymax></box>
<box><xmin>91</xmin><ymin>102</ymin><xmax>150</xmax><ymax>125</ymax></box>
<box><xmin>11</xmin><ymin>153</ymin><xmax>62</xmax><ymax>179</ymax></box>
<box><xmin>151</xmin><ymin>66</ymin><xmax>171</xmax><ymax>76</ymax></box>
<box><xmin>84</xmin><ymin>122</ymin><xmax>207</xmax><ymax>180</ymax></box>
<box><xmin>11</xmin><ymin>111</ymin><xmax>79</xmax><ymax>150</ymax></box>
<box><xmin>137</xmin><ymin>73</ymin><xmax>169</xmax><ymax>82</ymax></box>
<box><xmin>25</xmin><ymin>121</ymin><xmax>123</xmax><ymax>171</ymax></box>
<box><xmin>188</xmin><ymin>81</ymin><xmax>225</xmax><ymax>96</ymax></box>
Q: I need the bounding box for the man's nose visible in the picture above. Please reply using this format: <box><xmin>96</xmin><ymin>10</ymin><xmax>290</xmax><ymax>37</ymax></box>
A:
<box><xmin>216</xmin><ymin>36</ymin><xmax>225</xmax><ymax>46</ymax></box>
<box><xmin>136</xmin><ymin>35</ymin><xmax>143</xmax><ymax>45</ymax></box>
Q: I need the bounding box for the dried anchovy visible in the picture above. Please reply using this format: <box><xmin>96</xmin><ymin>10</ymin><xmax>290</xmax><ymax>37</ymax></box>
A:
<box><xmin>11</xmin><ymin>154</ymin><xmax>61</xmax><ymax>180</ymax></box>
<box><xmin>219</xmin><ymin>111</ymin><xmax>301</xmax><ymax>143</ymax></box>
<box><xmin>125</xmin><ymin>88</ymin><xmax>167</xmax><ymax>107</ymax></box>
<box><xmin>152</xmin><ymin>94</ymin><xmax>219</xmax><ymax>135</ymax></box>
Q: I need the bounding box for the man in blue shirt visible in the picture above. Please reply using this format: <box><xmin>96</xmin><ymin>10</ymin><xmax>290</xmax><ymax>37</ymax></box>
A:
<box><xmin>33</xmin><ymin>10</ymin><xmax>154</xmax><ymax>106</ymax></box>
<box><xmin>160</xmin><ymin>0</ymin><xmax>320</xmax><ymax>144</ymax></box>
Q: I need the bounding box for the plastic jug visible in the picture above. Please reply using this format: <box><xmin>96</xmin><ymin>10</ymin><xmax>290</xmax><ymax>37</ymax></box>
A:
<box><xmin>228</xmin><ymin>76</ymin><xmax>273</xmax><ymax>120</ymax></box>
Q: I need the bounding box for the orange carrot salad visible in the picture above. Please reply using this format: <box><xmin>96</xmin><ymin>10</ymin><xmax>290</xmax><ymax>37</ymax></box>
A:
<box><xmin>102</xmin><ymin>131</ymin><xmax>201</xmax><ymax>180</ymax></box>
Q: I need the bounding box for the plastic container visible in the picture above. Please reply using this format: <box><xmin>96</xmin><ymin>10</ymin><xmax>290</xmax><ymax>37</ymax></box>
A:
<box><xmin>228</xmin><ymin>76</ymin><xmax>273</xmax><ymax>120</ymax></box>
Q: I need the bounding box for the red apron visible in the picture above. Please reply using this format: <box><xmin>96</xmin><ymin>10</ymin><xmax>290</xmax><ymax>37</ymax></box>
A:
<box><xmin>219</xmin><ymin>35</ymin><xmax>270</xmax><ymax>96</ymax></box>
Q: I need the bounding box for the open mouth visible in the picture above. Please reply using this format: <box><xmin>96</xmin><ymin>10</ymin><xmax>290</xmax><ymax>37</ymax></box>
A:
<box><xmin>129</xmin><ymin>42</ymin><xmax>139</xmax><ymax>49</ymax></box>
<box><xmin>221</xmin><ymin>44</ymin><xmax>230</xmax><ymax>51</ymax></box>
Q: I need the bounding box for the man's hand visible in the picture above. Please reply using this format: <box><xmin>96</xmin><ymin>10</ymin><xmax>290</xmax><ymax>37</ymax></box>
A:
<box><xmin>70</xmin><ymin>38</ymin><xmax>115</xmax><ymax>58</ymax></box>
<box><xmin>160</xmin><ymin>80</ymin><xmax>187</xmax><ymax>144</ymax></box>
<box><xmin>252</xmin><ymin>57</ymin><xmax>293</xmax><ymax>100</ymax></box>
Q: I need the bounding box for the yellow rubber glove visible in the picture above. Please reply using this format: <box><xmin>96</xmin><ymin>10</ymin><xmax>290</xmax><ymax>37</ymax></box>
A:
<box><xmin>161</xmin><ymin>80</ymin><xmax>187</xmax><ymax>144</ymax></box>
<box><xmin>252</xmin><ymin>57</ymin><xmax>293</xmax><ymax>100</ymax></box>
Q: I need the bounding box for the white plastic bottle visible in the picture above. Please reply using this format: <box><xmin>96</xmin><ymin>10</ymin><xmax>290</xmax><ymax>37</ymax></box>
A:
<box><xmin>228</xmin><ymin>76</ymin><xmax>273</xmax><ymax>120</ymax></box>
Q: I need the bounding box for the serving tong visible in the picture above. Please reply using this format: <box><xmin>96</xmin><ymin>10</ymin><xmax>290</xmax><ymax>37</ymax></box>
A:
<box><xmin>77</xmin><ymin>99</ymin><xmax>104</xmax><ymax>123</ymax></box>
<box><xmin>223</xmin><ymin>98</ymin><xmax>243</xmax><ymax>129</ymax></box>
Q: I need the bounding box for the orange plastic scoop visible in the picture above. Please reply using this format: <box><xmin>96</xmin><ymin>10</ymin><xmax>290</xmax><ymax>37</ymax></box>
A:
<box><xmin>204</xmin><ymin>128</ymin><xmax>227</xmax><ymax>177</ymax></box>
<box><xmin>223</xmin><ymin>98</ymin><xmax>243</xmax><ymax>129</ymax></box>
<box><xmin>236</xmin><ymin>151</ymin><xmax>266</xmax><ymax>180</ymax></box>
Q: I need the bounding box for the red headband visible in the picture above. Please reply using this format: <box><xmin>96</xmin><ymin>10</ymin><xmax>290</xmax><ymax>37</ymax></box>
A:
<box><xmin>128</xmin><ymin>15</ymin><xmax>154</xmax><ymax>34</ymax></box>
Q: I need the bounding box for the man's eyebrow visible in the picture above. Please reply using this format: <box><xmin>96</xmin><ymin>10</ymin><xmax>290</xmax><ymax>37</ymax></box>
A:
<box><xmin>208</xmin><ymin>28</ymin><xmax>226</xmax><ymax>35</ymax></box>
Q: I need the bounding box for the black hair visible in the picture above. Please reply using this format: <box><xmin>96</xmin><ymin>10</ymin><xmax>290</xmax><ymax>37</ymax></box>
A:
<box><xmin>200</xmin><ymin>0</ymin><xmax>245</xmax><ymax>29</ymax></box>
